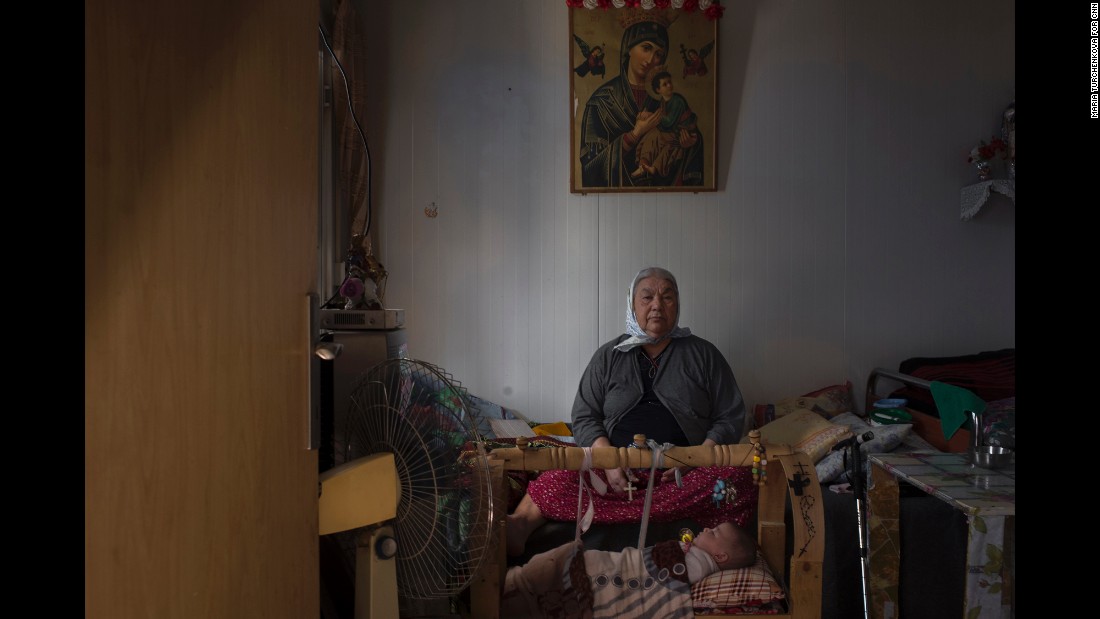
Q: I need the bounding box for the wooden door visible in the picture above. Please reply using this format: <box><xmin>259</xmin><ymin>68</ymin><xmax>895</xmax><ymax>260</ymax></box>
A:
<box><xmin>85</xmin><ymin>1</ymin><xmax>319</xmax><ymax>616</ymax></box>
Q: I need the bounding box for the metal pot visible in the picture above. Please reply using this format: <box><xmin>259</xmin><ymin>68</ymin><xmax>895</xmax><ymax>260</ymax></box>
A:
<box><xmin>967</xmin><ymin>410</ymin><xmax>1013</xmax><ymax>469</ymax></box>
<box><xmin>970</xmin><ymin>445</ymin><xmax>1013</xmax><ymax>470</ymax></box>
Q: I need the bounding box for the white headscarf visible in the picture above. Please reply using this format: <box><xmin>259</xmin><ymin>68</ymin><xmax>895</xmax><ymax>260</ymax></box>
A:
<box><xmin>614</xmin><ymin>267</ymin><xmax>692</xmax><ymax>352</ymax></box>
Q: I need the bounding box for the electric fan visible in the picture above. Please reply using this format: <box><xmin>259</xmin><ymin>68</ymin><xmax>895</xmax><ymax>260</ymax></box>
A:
<box><xmin>318</xmin><ymin>358</ymin><xmax>499</xmax><ymax>618</ymax></box>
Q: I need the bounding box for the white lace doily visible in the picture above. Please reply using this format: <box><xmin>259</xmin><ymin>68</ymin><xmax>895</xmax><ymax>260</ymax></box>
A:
<box><xmin>960</xmin><ymin>180</ymin><xmax>1015</xmax><ymax>221</ymax></box>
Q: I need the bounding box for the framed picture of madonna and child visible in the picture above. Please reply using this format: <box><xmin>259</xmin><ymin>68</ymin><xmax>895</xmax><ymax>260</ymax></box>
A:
<box><xmin>569</xmin><ymin>4</ymin><xmax>718</xmax><ymax>193</ymax></box>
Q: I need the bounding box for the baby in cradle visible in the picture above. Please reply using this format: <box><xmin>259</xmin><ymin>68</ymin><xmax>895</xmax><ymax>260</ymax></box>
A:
<box><xmin>501</xmin><ymin>521</ymin><xmax>756</xmax><ymax>618</ymax></box>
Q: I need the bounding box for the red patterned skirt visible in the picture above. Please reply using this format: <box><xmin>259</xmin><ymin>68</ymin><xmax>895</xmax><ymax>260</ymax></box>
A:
<box><xmin>526</xmin><ymin>466</ymin><xmax>758</xmax><ymax>529</ymax></box>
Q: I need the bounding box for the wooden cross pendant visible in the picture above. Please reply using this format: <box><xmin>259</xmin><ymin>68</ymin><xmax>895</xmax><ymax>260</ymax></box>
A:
<box><xmin>625</xmin><ymin>480</ymin><xmax>638</xmax><ymax>501</ymax></box>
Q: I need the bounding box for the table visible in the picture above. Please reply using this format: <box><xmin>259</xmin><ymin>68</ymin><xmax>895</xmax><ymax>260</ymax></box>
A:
<box><xmin>866</xmin><ymin>451</ymin><xmax>1014</xmax><ymax>619</ymax></box>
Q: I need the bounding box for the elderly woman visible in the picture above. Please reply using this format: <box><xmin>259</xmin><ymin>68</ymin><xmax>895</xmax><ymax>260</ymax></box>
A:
<box><xmin>506</xmin><ymin>267</ymin><xmax>755</xmax><ymax>557</ymax></box>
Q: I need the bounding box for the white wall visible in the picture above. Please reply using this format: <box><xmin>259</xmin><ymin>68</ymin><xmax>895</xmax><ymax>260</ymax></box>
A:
<box><xmin>352</xmin><ymin>0</ymin><xmax>1015</xmax><ymax>422</ymax></box>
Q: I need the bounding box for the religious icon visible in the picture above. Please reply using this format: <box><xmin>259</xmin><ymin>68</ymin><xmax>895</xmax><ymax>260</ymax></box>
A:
<box><xmin>570</xmin><ymin>6</ymin><xmax>718</xmax><ymax>193</ymax></box>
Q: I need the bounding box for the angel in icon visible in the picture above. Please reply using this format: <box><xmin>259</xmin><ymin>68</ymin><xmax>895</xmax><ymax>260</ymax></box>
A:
<box><xmin>573</xmin><ymin>34</ymin><xmax>606</xmax><ymax>78</ymax></box>
<box><xmin>680</xmin><ymin>41</ymin><xmax>714</xmax><ymax>78</ymax></box>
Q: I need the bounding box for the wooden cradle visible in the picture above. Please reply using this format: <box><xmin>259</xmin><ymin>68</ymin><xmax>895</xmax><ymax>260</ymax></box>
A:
<box><xmin>468</xmin><ymin>431</ymin><xmax>826</xmax><ymax>619</ymax></box>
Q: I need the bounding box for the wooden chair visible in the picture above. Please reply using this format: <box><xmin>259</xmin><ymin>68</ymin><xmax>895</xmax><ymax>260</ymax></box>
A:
<box><xmin>469</xmin><ymin>430</ymin><xmax>825</xmax><ymax>618</ymax></box>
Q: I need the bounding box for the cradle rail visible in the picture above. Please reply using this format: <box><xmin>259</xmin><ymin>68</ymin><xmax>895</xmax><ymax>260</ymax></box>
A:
<box><xmin>469</xmin><ymin>432</ymin><xmax>824</xmax><ymax>619</ymax></box>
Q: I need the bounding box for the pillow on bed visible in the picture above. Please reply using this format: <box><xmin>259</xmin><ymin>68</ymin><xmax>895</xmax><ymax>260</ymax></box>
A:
<box><xmin>691</xmin><ymin>550</ymin><xmax>785</xmax><ymax>611</ymax></box>
<box><xmin>750</xmin><ymin>409</ymin><xmax>854</xmax><ymax>463</ymax></box>
<box><xmin>752</xmin><ymin>381</ymin><xmax>854</xmax><ymax>428</ymax></box>
<box><xmin>815</xmin><ymin>412</ymin><xmax>912</xmax><ymax>484</ymax></box>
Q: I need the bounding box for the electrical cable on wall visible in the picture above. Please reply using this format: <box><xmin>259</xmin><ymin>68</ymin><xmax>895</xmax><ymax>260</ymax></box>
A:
<box><xmin>318</xmin><ymin>21</ymin><xmax>371</xmax><ymax>240</ymax></box>
<box><xmin>319</xmin><ymin>21</ymin><xmax>389</xmax><ymax>310</ymax></box>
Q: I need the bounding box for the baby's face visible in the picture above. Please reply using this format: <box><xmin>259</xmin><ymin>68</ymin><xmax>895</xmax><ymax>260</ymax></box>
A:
<box><xmin>692</xmin><ymin>522</ymin><xmax>747</xmax><ymax>567</ymax></box>
<box><xmin>657</xmin><ymin>78</ymin><xmax>674</xmax><ymax>96</ymax></box>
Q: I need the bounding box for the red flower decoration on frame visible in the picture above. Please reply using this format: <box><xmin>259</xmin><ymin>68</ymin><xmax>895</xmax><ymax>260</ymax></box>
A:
<box><xmin>967</xmin><ymin>136</ymin><xmax>1009</xmax><ymax>163</ymax></box>
<box><xmin>564</xmin><ymin>0</ymin><xmax>725</xmax><ymax>20</ymax></box>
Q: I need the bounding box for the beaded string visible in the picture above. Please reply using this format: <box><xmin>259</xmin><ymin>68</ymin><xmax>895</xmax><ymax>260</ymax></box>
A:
<box><xmin>710</xmin><ymin>437</ymin><xmax>765</xmax><ymax>507</ymax></box>
<box><xmin>752</xmin><ymin>442</ymin><xmax>767</xmax><ymax>486</ymax></box>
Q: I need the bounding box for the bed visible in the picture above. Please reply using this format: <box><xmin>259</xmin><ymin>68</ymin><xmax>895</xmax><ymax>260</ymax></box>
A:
<box><xmin>467</xmin><ymin>432</ymin><xmax>826</xmax><ymax>618</ymax></box>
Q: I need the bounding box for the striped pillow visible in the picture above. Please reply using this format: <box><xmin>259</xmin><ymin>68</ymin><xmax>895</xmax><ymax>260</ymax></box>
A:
<box><xmin>691</xmin><ymin>550</ymin><xmax>785</xmax><ymax>610</ymax></box>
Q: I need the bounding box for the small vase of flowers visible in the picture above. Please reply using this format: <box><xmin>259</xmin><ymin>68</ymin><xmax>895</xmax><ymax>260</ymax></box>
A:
<box><xmin>967</xmin><ymin>137</ymin><xmax>1008</xmax><ymax>182</ymax></box>
<box><xmin>339</xmin><ymin>276</ymin><xmax>366</xmax><ymax>310</ymax></box>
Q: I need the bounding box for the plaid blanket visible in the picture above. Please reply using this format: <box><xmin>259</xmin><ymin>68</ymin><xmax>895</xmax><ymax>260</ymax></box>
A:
<box><xmin>502</xmin><ymin>540</ymin><xmax>693</xmax><ymax>619</ymax></box>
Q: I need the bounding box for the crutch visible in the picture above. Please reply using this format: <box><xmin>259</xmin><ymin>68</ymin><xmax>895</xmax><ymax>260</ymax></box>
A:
<box><xmin>835</xmin><ymin>431</ymin><xmax>875</xmax><ymax>619</ymax></box>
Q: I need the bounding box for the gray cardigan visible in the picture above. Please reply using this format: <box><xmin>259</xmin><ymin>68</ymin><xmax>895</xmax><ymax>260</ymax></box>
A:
<box><xmin>570</xmin><ymin>334</ymin><xmax>746</xmax><ymax>448</ymax></box>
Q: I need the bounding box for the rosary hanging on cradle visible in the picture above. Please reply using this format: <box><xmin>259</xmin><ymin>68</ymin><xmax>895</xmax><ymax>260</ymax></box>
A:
<box><xmin>712</xmin><ymin>434</ymin><xmax>768</xmax><ymax>508</ymax></box>
<box><xmin>752</xmin><ymin>442</ymin><xmax>767</xmax><ymax>486</ymax></box>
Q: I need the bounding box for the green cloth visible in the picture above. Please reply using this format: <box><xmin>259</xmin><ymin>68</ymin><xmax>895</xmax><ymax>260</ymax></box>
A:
<box><xmin>930</xmin><ymin>381</ymin><xmax>986</xmax><ymax>440</ymax></box>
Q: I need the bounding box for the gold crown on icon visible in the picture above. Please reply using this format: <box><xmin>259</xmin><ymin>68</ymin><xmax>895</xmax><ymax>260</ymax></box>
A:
<box><xmin>617</xmin><ymin>7</ymin><xmax>678</xmax><ymax>29</ymax></box>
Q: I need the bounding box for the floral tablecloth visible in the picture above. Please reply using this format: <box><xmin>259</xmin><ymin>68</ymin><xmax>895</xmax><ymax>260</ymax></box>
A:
<box><xmin>866</xmin><ymin>451</ymin><xmax>1014</xmax><ymax>619</ymax></box>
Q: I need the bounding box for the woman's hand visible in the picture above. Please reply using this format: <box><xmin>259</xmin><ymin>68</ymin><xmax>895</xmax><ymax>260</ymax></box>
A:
<box><xmin>659</xmin><ymin>437</ymin><xmax>710</xmax><ymax>484</ymax></box>
<box><xmin>605</xmin><ymin>467</ymin><xmax>630</xmax><ymax>492</ymax></box>
<box><xmin>590</xmin><ymin>436</ymin><xmax>633</xmax><ymax>492</ymax></box>
<box><xmin>660</xmin><ymin>466</ymin><xmax>693</xmax><ymax>485</ymax></box>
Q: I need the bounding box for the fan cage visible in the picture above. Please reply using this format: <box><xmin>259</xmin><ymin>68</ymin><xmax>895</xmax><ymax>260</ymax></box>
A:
<box><xmin>332</xmin><ymin>358</ymin><xmax>500</xmax><ymax>601</ymax></box>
